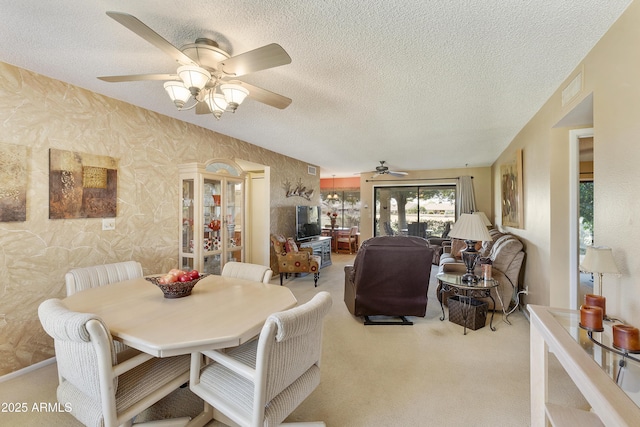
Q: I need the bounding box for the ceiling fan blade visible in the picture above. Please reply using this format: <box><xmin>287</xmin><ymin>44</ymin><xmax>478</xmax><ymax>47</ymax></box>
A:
<box><xmin>98</xmin><ymin>73</ymin><xmax>179</xmax><ymax>82</ymax></box>
<box><xmin>219</xmin><ymin>44</ymin><xmax>291</xmax><ymax>77</ymax></box>
<box><xmin>389</xmin><ymin>171</ymin><xmax>409</xmax><ymax>177</ymax></box>
<box><xmin>106</xmin><ymin>11</ymin><xmax>197</xmax><ymax>66</ymax></box>
<box><xmin>227</xmin><ymin>80</ymin><xmax>292</xmax><ymax>109</ymax></box>
<box><xmin>195</xmin><ymin>102</ymin><xmax>211</xmax><ymax>115</ymax></box>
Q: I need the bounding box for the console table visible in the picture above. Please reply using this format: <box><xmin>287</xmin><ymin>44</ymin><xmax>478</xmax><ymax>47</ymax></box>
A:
<box><xmin>528</xmin><ymin>305</ymin><xmax>640</xmax><ymax>426</ymax></box>
<box><xmin>299</xmin><ymin>236</ymin><xmax>332</xmax><ymax>268</ymax></box>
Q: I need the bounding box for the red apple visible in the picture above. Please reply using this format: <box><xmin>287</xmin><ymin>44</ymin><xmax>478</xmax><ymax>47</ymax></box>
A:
<box><xmin>168</xmin><ymin>268</ymin><xmax>183</xmax><ymax>278</ymax></box>
<box><xmin>158</xmin><ymin>273</ymin><xmax>176</xmax><ymax>284</ymax></box>
<box><xmin>178</xmin><ymin>273</ymin><xmax>191</xmax><ymax>282</ymax></box>
<box><xmin>189</xmin><ymin>270</ymin><xmax>200</xmax><ymax>280</ymax></box>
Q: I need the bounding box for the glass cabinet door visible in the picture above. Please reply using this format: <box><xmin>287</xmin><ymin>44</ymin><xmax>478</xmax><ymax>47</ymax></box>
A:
<box><xmin>181</xmin><ymin>179</ymin><xmax>195</xmax><ymax>271</ymax></box>
<box><xmin>203</xmin><ymin>178</ymin><xmax>223</xmax><ymax>275</ymax></box>
<box><xmin>226</xmin><ymin>179</ymin><xmax>243</xmax><ymax>263</ymax></box>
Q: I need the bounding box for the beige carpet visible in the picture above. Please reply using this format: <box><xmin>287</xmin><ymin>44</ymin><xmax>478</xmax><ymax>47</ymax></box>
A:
<box><xmin>0</xmin><ymin>253</ymin><xmax>588</xmax><ymax>426</ymax></box>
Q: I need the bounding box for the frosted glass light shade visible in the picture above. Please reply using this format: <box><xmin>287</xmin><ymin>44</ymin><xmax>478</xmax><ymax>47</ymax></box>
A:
<box><xmin>220</xmin><ymin>84</ymin><xmax>249</xmax><ymax>110</ymax></box>
<box><xmin>163</xmin><ymin>81</ymin><xmax>192</xmax><ymax>109</ymax></box>
<box><xmin>177</xmin><ymin>65</ymin><xmax>211</xmax><ymax>91</ymax></box>
<box><xmin>205</xmin><ymin>91</ymin><xmax>228</xmax><ymax>119</ymax></box>
<box><xmin>448</xmin><ymin>213</ymin><xmax>492</xmax><ymax>242</ymax></box>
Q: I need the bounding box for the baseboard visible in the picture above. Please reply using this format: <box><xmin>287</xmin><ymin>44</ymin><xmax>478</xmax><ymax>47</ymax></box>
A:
<box><xmin>0</xmin><ymin>357</ymin><xmax>56</xmax><ymax>383</ymax></box>
<box><xmin>521</xmin><ymin>304</ymin><xmax>531</xmax><ymax>322</ymax></box>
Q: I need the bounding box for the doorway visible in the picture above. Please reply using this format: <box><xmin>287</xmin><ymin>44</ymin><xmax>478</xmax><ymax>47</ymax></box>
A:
<box><xmin>568</xmin><ymin>128</ymin><xmax>594</xmax><ymax>309</ymax></box>
<box><xmin>578</xmin><ymin>137</ymin><xmax>594</xmax><ymax>305</ymax></box>
<box><xmin>234</xmin><ymin>159</ymin><xmax>271</xmax><ymax>267</ymax></box>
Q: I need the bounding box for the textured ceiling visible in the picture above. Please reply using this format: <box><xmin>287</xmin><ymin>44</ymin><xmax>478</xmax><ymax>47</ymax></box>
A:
<box><xmin>0</xmin><ymin>1</ymin><xmax>631</xmax><ymax>177</ymax></box>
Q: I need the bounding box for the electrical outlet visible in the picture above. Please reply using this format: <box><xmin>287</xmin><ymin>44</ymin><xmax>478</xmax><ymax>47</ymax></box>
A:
<box><xmin>102</xmin><ymin>218</ymin><xmax>115</xmax><ymax>230</ymax></box>
<box><xmin>524</xmin><ymin>286</ymin><xmax>529</xmax><ymax>295</ymax></box>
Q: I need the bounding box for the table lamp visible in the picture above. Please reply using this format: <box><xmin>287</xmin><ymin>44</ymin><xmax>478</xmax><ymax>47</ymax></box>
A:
<box><xmin>580</xmin><ymin>245</ymin><xmax>620</xmax><ymax>296</ymax></box>
<box><xmin>473</xmin><ymin>211</ymin><xmax>492</xmax><ymax>227</ymax></box>
<box><xmin>448</xmin><ymin>213</ymin><xmax>493</xmax><ymax>283</ymax></box>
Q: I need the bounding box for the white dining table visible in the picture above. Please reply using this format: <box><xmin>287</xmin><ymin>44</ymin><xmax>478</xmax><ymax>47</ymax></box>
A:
<box><xmin>63</xmin><ymin>274</ymin><xmax>297</xmax><ymax>427</ymax></box>
<box><xmin>63</xmin><ymin>274</ymin><xmax>298</xmax><ymax>358</ymax></box>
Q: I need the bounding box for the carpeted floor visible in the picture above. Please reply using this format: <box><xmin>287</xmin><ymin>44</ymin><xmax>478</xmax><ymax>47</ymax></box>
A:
<box><xmin>0</xmin><ymin>253</ymin><xmax>588</xmax><ymax>426</ymax></box>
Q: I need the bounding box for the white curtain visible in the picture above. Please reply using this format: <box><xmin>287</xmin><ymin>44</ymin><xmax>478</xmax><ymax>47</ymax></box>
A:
<box><xmin>456</xmin><ymin>175</ymin><xmax>476</xmax><ymax>217</ymax></box>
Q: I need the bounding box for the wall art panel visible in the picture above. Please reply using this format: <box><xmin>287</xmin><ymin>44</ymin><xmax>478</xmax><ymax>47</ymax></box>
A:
<box><xmin>49</xmin><ymin>148</ymin><xmax>118</xmax><ymax>219</ymax></box>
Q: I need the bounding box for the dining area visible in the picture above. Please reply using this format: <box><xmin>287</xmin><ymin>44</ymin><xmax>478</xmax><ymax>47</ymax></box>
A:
<box><xmin>321</xmin><ymin>226</ymin><xmax>359</xmax><ymax>254</ymax></box>
<box><xmin>38</xmin><ymin>261</ymin><xmax>332</xmax><ymax>427</ymax></box>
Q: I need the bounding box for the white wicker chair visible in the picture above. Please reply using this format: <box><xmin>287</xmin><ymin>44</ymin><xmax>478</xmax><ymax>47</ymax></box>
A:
<box><xmin>221</xmin><ymin>261</ymin><xmax>273</xmax><ymax>284</ymax></box>
<box><xmin>65</xmin><ymin>261</ymin><xmax>144</xmax><ymax>355</ymax></box>
<box><xmin>65</xmin><ymin>261</ymin><xmax>144</xmax><ymax>296</ymax></box>
<box><xmin>38</xmin><ymin>299</ymin><xmax>191</xmax><ymax>427</ymax></box>
<box><xmin>189</xmin><ymin>291</ymin><xmax>332</xmax><ymax>427</ymax></box>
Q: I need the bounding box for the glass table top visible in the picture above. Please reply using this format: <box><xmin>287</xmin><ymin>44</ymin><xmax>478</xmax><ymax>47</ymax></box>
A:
<box><xmin>550</xmin><ymin>309</ymin><xmax>640</xmax><ymax>407</ymax></box>
<box><xmin>436</xmin><ymin>273</ymin><xmax>498</xmax><ymax>290</ymax></box>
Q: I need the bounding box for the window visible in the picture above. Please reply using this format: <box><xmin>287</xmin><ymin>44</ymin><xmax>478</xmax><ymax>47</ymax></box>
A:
<box><xmin>373</xmin><ymin>185</ymin><xmax>455</xmax><ymax>237</ymax></box>
<box><xmin>320</xmin><ymin>190</ymin><xmax>361</xmax><ymax>229</ymax></box>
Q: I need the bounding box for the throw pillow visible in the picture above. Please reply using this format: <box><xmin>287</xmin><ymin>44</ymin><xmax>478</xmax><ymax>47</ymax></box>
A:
<box><xmin>285</xmin><ymin>237</ymin><xmax>299</xmax><ymax>253</ymax></box>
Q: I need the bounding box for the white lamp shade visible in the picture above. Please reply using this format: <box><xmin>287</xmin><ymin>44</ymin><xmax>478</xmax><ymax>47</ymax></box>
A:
<box><xmin>580</xmin><ymin>246</ymin><xmax>620</xmax><ymax>274</ymax></box>
<box><xmin>448</xmin><ymin>213</ymin><xmax>492</xmax><ymax>242</ymax></box>
<box><xmin>163</xmin><ymin>81</ymin><xmax>191</xmax><ymax>108</ymax></box>
<box><xmin>205</xmin><ymin>92</ymin><xmax>228</xmax><ymax>112</ymax></box>
<box><xmin>473</xmin><ymin>211</ymin><xmax>492</xmax><ymax>226</ymax></box>
<box><xmin>220</xmin><ymin>84</ymin><xmax>250</xmax><ymax>106</ymax></box>
<box><xmin>177</xmin><ymin>65</ymin><xmax>211</xmax><ymax>91</ymax></box>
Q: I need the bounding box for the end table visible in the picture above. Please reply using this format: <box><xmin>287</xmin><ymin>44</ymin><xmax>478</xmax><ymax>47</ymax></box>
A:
<box><xmin>437</xmin><ymin>272</ymin><xmax>498</xmax><ymax>335</ymax></box>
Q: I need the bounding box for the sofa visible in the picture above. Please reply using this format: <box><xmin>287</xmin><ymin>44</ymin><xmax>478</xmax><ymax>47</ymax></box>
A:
<box><xmin>344</xmin><ymin>236</ymin><xmax>434</xmax><ymax>323</ymax></box>
<box><xmin>438</xmin><ymin>228</ymin><xmax>525</xmax><ymax>310</ymax></box>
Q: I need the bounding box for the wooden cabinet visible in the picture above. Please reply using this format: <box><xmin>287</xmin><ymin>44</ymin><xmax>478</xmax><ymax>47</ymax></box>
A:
<box><xmin>299</xmin><ymin>236</ymin><xmax>332</xmax><ymax>268</ymax></box>
<box><xmin>179</xmin><ymin>161</ymin><xmax>245</xmax><ymax>275</ymax></box>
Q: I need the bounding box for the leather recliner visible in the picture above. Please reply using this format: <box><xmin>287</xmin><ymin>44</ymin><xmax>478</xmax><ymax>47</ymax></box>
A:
<box><xmin>344</xmin><ymin>236</ymin><xmax>434</xmax><ymax>323</ymax></box>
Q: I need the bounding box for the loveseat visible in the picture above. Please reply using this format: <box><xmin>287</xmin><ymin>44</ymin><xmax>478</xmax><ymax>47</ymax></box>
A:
<box><xmin>344</xmin><ymin>236</ymin><xmax>434</xmax><ymax>323</ymax></box>
<box><xmin>438</xmin><ymin>228</ymin><xmax>525</xmax><ymax>310</ymax></box>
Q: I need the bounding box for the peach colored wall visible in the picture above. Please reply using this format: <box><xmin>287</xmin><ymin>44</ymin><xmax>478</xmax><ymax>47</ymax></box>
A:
<box><xmin>493</xmin><ymin>0</ymin><xmax>640</xmax><ymax>324</ymax></box>
<box><xmin>320</xmin><ymin>176</ymin><xmax>360</xmax><ymax>189</ymax></box>
<box><xmin>0</xmin><ymin>62</ymin><xmax>318</xmax><ymax>376</ymax></box>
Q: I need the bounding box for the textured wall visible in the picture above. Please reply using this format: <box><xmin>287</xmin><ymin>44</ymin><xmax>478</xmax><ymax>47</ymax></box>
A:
<box><xmin>493</xmin><ymin>1</ymin><xmax>640</xmax><ymax>323</ymax></box>
<box><xmin>0</xmin><ymin>62</ymin><xmax>319</xmax><ymax>375</ymax></box>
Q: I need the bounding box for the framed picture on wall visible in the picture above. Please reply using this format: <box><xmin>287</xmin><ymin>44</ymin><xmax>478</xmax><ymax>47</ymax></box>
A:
<box><xmin>49</xmin><ymin>148</ymin><xmax>118</xmax><ymax>219</ymax></box>
<box><xmin>501</xmin><ymin>149</ymin><xmax>523</xmax><ymax>228</ymax></box>
<box><xmin>0</xmin><ymin>142</ymin><xmax>28</xmax><ymax>222</ymax></box>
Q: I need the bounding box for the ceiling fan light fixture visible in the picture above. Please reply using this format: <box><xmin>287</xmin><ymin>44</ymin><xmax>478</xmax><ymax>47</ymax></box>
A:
<box><xmin>177</xmin><ymin>65</ymin><xmax>211</xmax><ymax>94</ymax></box>
<box><xmin>220</xmin><ymin>84</ymin><xmax>249</xmax><ymax>112</ymax></box>
<box><xmin>205</xmin><ymin>91</ymin><xmax>228</xmax><ymax>120</ymax></box>
<box><xmin>163</xmin><ymin>81</ymin><xmax>192</xmax><ymax>109</ymax></box>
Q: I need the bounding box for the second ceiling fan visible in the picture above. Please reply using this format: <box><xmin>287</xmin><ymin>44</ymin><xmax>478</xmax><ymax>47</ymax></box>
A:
<box><xmin>98</xmin><ymin>11</ymin><xmax>292</xmax><ymax>119</ymax></box>
<box><xmin>371</xmin><ymin>161</ymin><xmax>408</xmax><ymax>178</ymax></box>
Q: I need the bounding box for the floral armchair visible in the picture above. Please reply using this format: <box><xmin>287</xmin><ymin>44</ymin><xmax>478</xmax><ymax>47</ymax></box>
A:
<box><xmin>270</xmin><ymin>234</ymin><xmax>321</xmax><ymax>287</ymax></box>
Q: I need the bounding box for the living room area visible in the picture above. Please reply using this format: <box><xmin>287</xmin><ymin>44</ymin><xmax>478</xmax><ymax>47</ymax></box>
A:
<box><xmin>2</xmin><ymin>252</ymin><xmax>591</xmax><ymax>426</ymax></box>
<box><xmin>4</xmin><ymin>1</ymin><xmax>640</xmax><ymax>426</ymax></box>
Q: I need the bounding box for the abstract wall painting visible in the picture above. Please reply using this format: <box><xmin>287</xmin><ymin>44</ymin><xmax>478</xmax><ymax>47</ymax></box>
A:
<box><xmin>501</xmin><ymin>149</ymin><xmax>524</xmax><ymax>229</ymax></box>
<box><xmin>0</xmin><ymin>142</ymin><xmax>28</xmax><ymax>222</ymax></box>
<box><xmin>49</xmin><ymin>149</ymin><xmax>117</xmax><ymax>219</ymax></box>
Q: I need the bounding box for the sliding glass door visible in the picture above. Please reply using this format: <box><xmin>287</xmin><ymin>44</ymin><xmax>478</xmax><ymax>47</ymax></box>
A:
<box><xmin>374</xmin><ymin>185</ymin><xmax>455</xmax><ymax>237</ymax></box>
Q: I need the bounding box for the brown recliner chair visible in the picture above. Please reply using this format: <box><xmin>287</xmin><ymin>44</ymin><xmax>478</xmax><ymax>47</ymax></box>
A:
<box><xmin>344</xmin><ymin>236</ymin><xmax>434</xmax><ymax>325</ymax></box>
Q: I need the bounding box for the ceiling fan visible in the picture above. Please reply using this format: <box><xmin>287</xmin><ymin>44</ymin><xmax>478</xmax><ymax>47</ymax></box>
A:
<box><xmin>371</xmin><ymin>161</ymin><xmax>409</xmax><ymax>178</ymax></box>
<box><xmin>97</xmin><ymin>11</ymin><xmax>292</xmax><ymax>119</ymax></box>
